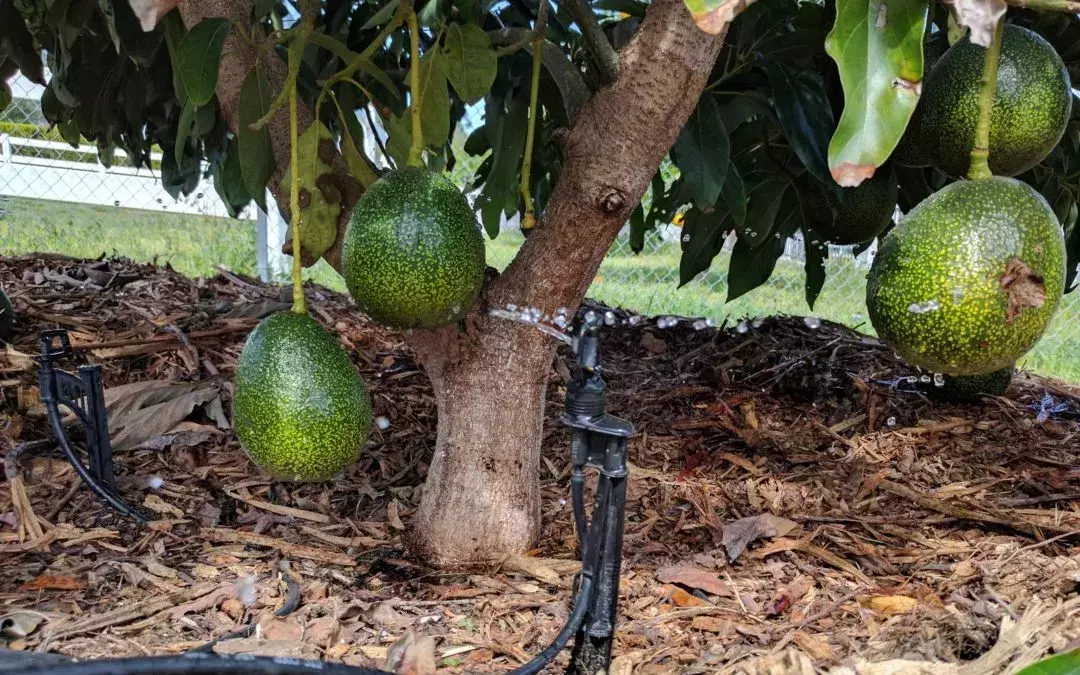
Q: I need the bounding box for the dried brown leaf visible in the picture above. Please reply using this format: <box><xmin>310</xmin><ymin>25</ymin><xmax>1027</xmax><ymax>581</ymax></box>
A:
<box><xmin>723</xmin><ymin>513</ymin><xmax>798</xmax><ymax>562</ymax></box>
<box><xmin>654</xmin><ymin>565</ymin><xmax>732</xmax><ymax>597</ymax></box>
<box><xmin>385</xmin><ymin>630</ymin><xmax>437</xmax><ymax>675</ymax></box>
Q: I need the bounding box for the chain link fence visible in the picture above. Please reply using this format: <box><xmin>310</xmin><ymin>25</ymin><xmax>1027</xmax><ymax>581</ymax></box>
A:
<box><xmin>2</xmin><ymin>73</ymin><xmax>1078</xmax><ymax>382</ymax></box>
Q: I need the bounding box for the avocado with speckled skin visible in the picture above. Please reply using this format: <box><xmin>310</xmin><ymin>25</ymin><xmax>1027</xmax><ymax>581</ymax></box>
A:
<box><xmin>0</xmin><ymin>288</ymin><xmax>14</xmax><ymax>342</ymax></box>
<box><xmin>906</xmin><ymin>24</ymin><xmax>1071</xmax><ymax>177</ymax></box>
<box><xmin>866</xmin><ymin>177</ymin><xmax>1065</xmax><ymax>376</ymax></box>
<box><xmin>233</xmin><ymin>311</ymin><xmax>371</xmax><ymax>481</ymax></box>
<box><xmin>342</xmin><ymin>168</ymin><xmax>485</xmax><ymax>329</ymax></box>
<box><xmin>930</xmin><ymin>366</ymin><xmax>1013</xmax><ymax>403</ymax></box>
<box><xmin>820</xmin><ymin>164</ymin><xmax>897</xmax><ymax>245</ymax></box>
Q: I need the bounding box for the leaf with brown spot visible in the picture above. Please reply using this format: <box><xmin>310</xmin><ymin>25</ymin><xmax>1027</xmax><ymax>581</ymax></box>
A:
<box><xmin>682</xmin><ymin>0</ymin><xmax>757</xmax><ymax>34</ymax></box>
<box><xmin>826</xmin><ymin>0</ymin><xmax>929</xmax><ymax>186</ymax></box>
<box><xmin>655</xmin><ymin>565</ymin><xmax>732</xmax><ymax>597</ymax></box>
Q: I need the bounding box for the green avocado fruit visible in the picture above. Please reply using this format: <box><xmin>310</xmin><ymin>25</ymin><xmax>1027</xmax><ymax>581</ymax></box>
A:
<box><xmin>866</xmin><ymin>176</ymin><xmax>1065</xmax><ymax>375</ymax></box>
<box><xmin>909</xmin><ymin>24</ymin><xmax>1071</xmax><ymax>177</ymax></box>
<box><xmin>930</xmin><ymin>366</ymin><xmax>1013</xmax><ymax>403</ymax></box>
<box><xmin>342</xmin><ymin>167</ymin><xmax>486</xmax><ymax>329</ymax></box>
<box><xmin>820</xmin><ymin>164</ymin><xmax>898</xmax><ymax>246</ymax></box>
<box><xmin>0</xmin><ymin>288</ymin><xmax>14</xmax><ymax>341</ymax></box>
<box><xmin>233</xmin><ymin>311</ymin><xmax>372</xmax><ymax>481</ymax></box>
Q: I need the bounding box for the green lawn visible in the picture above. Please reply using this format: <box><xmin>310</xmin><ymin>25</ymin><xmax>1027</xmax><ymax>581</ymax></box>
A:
<box><xmin>2</xmin><ymin>195</ymin><xmax>1077</xmax><ymax>382</ymax></box>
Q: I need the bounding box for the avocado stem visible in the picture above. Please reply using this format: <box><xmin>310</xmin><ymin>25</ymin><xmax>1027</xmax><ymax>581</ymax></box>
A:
<box><xmin>967</xmin><ymin>18</ymin><xmax>1004</xmax><ymax>181</ymax></box>
<box><xmin>288</xmin><ymin>74</ymin><xmax>306</xmax><ymax>315</ymax></box>
<box><xmin>406</xmin><ymin>4</ymin><xmax>424</xmax><ymax>168</ymax></box>
<box><xmin>519</xmin><ymin>1</ymin><xmax>549</xmax><ymax>233</ymax></box>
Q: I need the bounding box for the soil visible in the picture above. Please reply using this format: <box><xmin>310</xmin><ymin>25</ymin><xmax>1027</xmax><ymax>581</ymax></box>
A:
<box><xmin>2</xmin><ymin>254</ymin><xmax>1079</xmax><ymax>674</ymax></box>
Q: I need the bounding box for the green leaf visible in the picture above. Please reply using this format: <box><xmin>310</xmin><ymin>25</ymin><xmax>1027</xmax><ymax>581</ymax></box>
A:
<box><xmin>418</xmin><ymin>51</ymin><xmax>451</xmax><ymax>149</ymax></box>
<box><xmin>1064</xmin><ymin>199</ymin><xmax>1079</xmax><ymax>293</ymax></box>
<box><xmin>194</xmin><ymin>102</ymin><xmax>216</xmax><ymax>136</ymax></box>
<box><xmin>1016</xmin><ymin>648</ymin><xmax>1080</xmax><ymax>675</ymax></box>
<box><xmin>339</xmin><ymin>109</ymin><xmax>380</xmax><ymax>189</ymax></box>
<box><xmin>479</xmin><ymin>95</ymin><xmax>528</xmax><ymax>234</ymax></box>
<box><xmin>672</xmin><ymin>96</ymin><xmax>730</xmax><ymax>209</ymax></box>
<box><xmin>175</xmin><ymin>100</ymin><xmax>197</xmax><ymax>168</ymax></box>
<box><xmin>98</xmin><ymin>0</ymin><xmax>122</xmax><ymax>52</ymax></box>
<box><xmin>740</xmin><ymin>180</ymin><xmax>789</xmax><ymax>248</ymax></box>
<box><xmin>682</xmin><ymin>0</ymin><xmax>747</xmax><ymax>35</ymax></box>
<box><xmin>162</xmin><ymin>11</ymin><xmax>188</xmax><ymax>106</ymax></box>
<box><xmin>362</xmin><ymin>0</ymin><xmax>401</xmax><ymax>30</ymax></box>
<box><xmin>727</xmin><ymin>225</ymin><xmax>788</xmax><ymax>302</ymax></box>
<box><xmin>308</xmin><ymin>30</ymin><xmax>359</xmax><ymax>62</ymax></box>
<box><xmin>825</xmin><ymin>0</ymin><xmax>928</xmax><ymax>186</ymax></box>
<box><xmin>441</xmin><ymin>24</ymin><xmax>497</xmax><ymax>104</ymax></box>
<box><xmin>386</xmin><ymin>113</ymin><xmax>412</xmax><ymax>168</ymax></box>
<box><xmin>254</xmin><ymin>0</ymin><xmax>278</xmax><ymax>19</ymax></box>
<box><xmin>178</xmin><ymin>18</ymin><xmax>231</xmax><ymax>106</ymax></box>
<box><xmin>215</xmin><ymin>141</ymin><xmax>253</xmax><ymax>217</ymax></box>
<box><xmin>721</xmin><ymin>165</ymin><xmax>747</xmax><ymax>228</ymax></box>
<box><xmin>679</xmin><ymin>208</ymin><xmax>732</xmax><ymax>286</ymax></box>
<box><xmin>238</xmin><ymin>67</ymin><xmax>274</xmax><ymax>211</ymax></box>
<box><xmin>803</xmin><ymin>228</ymin><xmax>827</xmax><ymax>309</ymax></box>
<box><xmin>762</xmin><ymin>59</ymin><xmax>834</xmax><ymax>187</ymax></box>
<box><xmin>629</xmin><ymin>205</ymin><xmax>647</xmax><ymax>253</ymax></box>
<box><xmin>727</xmin><ymin>187</ymin><xmax>801</xmax><ymax>301</ymax></box>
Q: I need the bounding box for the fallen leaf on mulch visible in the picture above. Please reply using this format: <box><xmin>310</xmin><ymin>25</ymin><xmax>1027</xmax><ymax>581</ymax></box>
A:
<box><xmin>0</xmin><ymin>611</ymin><xmax>47</xmax><ymax>639</ymax></box>
<box><xmin>385</xmin><ymin>630</ymin><xmax>436</xmax><ymax>675</ymax></box>
<box><xmin>303</xmin><ymin>616</ymin><xmax>341</xmax><ymax>647</ymax></box>
<box><xmin>17</xmin><ymin>575</ymin><xmax>85</xmax><ymax>591</ymax></box>
<box><xmin>364</xmin><ymin>601</ymin><xmax>412</xmax><ymax>629</ymax></box>
<box><xmin>609</xmin><ymin>650</ymin><xmax>646</xmax><ymax>675</ymax></box>
<box><xmin>723</xmin><ymin>513</ymin><xmax>798</xmax><ymax>562</ymax></box>
<box><xmin>212</xmin><ymin>638</ymin><xmax>319</xmax><ymax>659</ymax></box>
<box><xmin>691</xmin><ymin>616</ymin><xmax>732</xmax><ymax>633</ymax></box>
<box><xmin>640</xmin><ymin>331</ymin><xmax>667</xmax><ymax>355</ymax></box>
<box><xmin>867</xmin><ymin>595</ymin><xmax>918</xmax><ymax>615</ymax></box>
<box><xmin>108</xmin><ymin>380</ymin><xmax>230</xmax><ymax>450</ymax></box>
<box><xmin>765</xmin><ymin>575</ymin><xmax>814</xmax><ymax>616</ymax></box>
<box><xmin>665</xmin><ymin>586</ymin><xmax>711</xmax><ymax>607</ymax></box>
<box><xmin>654</xmin><ymin>565</ymin><xmax>732</xmax><ymax>597</ymax></box>
<box><xmin>258</xmin><ymin>614</ymin><xmax>304</xmax><ymax>641</ymax></box>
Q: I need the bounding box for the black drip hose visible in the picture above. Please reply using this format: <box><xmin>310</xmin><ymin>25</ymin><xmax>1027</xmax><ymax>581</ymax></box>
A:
<box><xmin>17</xmin><ymin>653</ymin><xmax>388</xmax><ymax>675</ymax></box>
<box><xmin>190</xmin><ymin>572</ymin><xmax>303</xmax><ymax>653</ymax></box>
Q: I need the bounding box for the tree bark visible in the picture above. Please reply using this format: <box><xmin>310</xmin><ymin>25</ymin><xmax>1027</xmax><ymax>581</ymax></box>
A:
<box><xmin>179</xmin><ymin>0</ymin><xmax>727</xmax><ymax>566</ymax></box>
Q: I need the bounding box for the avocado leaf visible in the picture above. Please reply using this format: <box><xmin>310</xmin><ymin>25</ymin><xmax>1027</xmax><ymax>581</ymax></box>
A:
<box><xmin>825</xmin><ymin>0</ymin><xmax>928</xmax><ymax>186</ymax></box>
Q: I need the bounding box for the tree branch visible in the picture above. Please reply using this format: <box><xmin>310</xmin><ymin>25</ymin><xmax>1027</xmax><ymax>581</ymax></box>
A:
<box><xmin>563</xmin><ymin>0</ymin><xmax>620</xmax><ymax>86</ymax></box>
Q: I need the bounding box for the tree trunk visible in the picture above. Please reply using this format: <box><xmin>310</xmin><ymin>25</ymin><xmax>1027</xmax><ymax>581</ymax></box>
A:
<box><xmin>408</xmin><ymin>0</ymin><xmax>726</xmax><ymax>564</ymax></box>
<box><xmin>179</xmin><ymin>0</ymin><xmax>727</xmax><ymax>566</ymax></box>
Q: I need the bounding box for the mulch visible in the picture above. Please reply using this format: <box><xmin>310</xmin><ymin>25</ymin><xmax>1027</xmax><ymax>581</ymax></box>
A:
<box><xmin>1</xmin><ymin>253</ymin><xmax>1079</xmax><ymax>674</ymax></box>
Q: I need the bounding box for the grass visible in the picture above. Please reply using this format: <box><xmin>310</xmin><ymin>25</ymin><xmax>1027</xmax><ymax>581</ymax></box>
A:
<box><xmin>2</xmin><ymin>195</ymin><xmax>1078</xmax><ymax>382</ymax></box>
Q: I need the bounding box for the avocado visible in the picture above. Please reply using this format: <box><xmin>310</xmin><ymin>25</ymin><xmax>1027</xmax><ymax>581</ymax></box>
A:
<box><xmin>866</xmin><ymin>176</ymin><xmax>1065</xmax><ymax>375</ymax></box>
<box><xmin>0</xmin><ymin>288</ymin><xmax>14</xmax><ymax>342</ymax></box>
<box><xmin>820</xmin><ymin>164</ymin><xmax>897</xmax><ymax>246</ymax></box>
<box><xmin>342</xmin><ymin>167</ymin><xmax>486</xmax><ymax>329</ymax></box>
<box><xmin>910</xmin><ymin>24</ymin><xmax>1071</xmax><ymax>177</ymax></box>
<box><xmin>930</xmin><ymin>366</ymin><xmax>1013</xmax><ymax>403</ymax></box>
<box><xmin>233</xmin><ymin>311</ymin><xmax>372</xmax><ymax>481</ymax></box>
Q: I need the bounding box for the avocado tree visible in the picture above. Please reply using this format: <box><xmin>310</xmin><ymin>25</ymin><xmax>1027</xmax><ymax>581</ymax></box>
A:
<box><xmin>3</xmin><ymin>0</ymin><xmax>1079</xmax><ymax>566</ymax></box>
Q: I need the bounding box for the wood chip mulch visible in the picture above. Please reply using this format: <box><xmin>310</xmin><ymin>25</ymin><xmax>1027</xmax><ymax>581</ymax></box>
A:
<box><xmin>2</xmin><ymin>254</ymin><xmax>1079</xmax><ymax>674</ymax></box>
